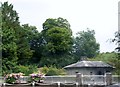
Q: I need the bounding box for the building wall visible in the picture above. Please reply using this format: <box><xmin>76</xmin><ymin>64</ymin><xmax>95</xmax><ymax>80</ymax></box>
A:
<box><xmin>65</xmin><ymin>67</ymin><xmax>112</xmax><ymax>75</ymax></box>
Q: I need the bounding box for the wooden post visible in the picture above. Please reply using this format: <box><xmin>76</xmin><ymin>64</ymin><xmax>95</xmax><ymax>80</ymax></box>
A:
<box><xmin>105</xmin><ymin>73</ymin><xmax>112</xmax><ymax>86</ymax></box>
<box><xmin>76</xmin><ymin>73</ymin><xmax>82</xmax><ymax>85</ymax></box>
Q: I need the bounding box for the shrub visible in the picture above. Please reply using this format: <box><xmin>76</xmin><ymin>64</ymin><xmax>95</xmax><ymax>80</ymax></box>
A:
<box><xmin>41</xmin><ymin>66</ymin><xmax>66</xmax><ymax>76</ymax></box>
<box><xmin>40</xmin><ymin>66</ymin><xmax>49</xmax><ymax>74</ymax></box>
<box><xmin>46</xmin><ymin>67</ymin><xmax>58</xmax><ymax>76</ymax></box>
<box><xmin>15</xmin><ymin>65</ymin><xmax>38</xmax><ymax>76</ymax></box>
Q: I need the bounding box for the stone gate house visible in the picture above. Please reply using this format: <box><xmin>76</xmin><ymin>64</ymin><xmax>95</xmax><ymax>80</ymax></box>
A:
<box><xmin>64</xmin><ymin>61</ymin><xmax>115</xmax><ymax>75</ymax></box>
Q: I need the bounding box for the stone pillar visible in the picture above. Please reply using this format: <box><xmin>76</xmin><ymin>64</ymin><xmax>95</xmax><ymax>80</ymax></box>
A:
<box><xmin>32</xmin><ymin>81</ymin><xmax>35</xmax><ymax>87</ymax></box>
<box><xmin>76</xmin><ymin>73</ymin><xmax>82</xmax><ymax>85</ymax></box>
<box><xmin>105</xmin><ymin>73</ymin><xmax>112</xmax><ymax>86</ymax></box>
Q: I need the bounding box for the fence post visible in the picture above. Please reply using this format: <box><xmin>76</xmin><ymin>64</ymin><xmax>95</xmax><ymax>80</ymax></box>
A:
<box><xmin>105</xmin><ymin>73</ymin><xmax>112</xmax><ymax>86</ymax></box>
<box><xmin>76</xmin><ymin>73</ymin><xmax>82</xmax><ymax>85</ymax></box>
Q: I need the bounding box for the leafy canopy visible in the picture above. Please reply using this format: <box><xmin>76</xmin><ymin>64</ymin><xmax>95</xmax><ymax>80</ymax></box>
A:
<box><xmin>73</xmin><ymin>29</ymin><xmax>100</xmax><ymax>61</ymax></box>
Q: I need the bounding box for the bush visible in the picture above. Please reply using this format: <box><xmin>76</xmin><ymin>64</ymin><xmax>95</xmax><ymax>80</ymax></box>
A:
<box><xmin>15</xmin><ymin>65</ymin><xmax>38</xmax><ymax>75</ymax></box>
<box><xmin>40</xmin><ymin>66</ymin><xmax>49</xmax><ymax>74</ymax></box>
<box><xmin>46</xmin><ymin>67</ymin><xmax>58</xmax><ymax>76</ymax></box>
<box><xmin>41</xmin><ymin>66</ymin><xmax>66</xmax><ymax>76</ymax></box>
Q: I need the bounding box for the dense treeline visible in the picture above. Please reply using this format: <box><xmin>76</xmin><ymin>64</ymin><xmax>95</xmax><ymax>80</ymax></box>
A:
<box><xmin>1</xmin><ymin>2</ymin><xmax>119</xmax><ymax>75</ymax></box>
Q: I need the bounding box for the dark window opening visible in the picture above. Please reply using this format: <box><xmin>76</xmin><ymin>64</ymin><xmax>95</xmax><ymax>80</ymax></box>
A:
<box><xmin>98</xmin><ymin>71</ymin><xmax>102</xmax><ymax>75</ymax></box>
<box><xmin>75</xmin><ymin>71</ymin><xmax>79</xmax><ymax>74</ymax></box>
<box><xmin>106</xmin><ymin>71</ymin><xmax>110</xmax><ymax>73</ymax></box>
<box><xmin>90</xmin><ymin>72</ymin><xmax>93</xmax><ymax>75</ymax></box>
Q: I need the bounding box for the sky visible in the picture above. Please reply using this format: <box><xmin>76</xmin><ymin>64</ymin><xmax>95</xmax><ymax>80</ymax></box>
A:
<box><xmin>2</xmin><ymin>0</ymin><xmax>120</xmax><ymax>52</ymax></box>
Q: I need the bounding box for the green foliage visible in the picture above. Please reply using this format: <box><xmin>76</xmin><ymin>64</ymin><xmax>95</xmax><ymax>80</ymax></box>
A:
<box><xmin>89</xmin><ymin>52</ymin><xmax>116</xmax><ymax>62</ymax></box>
<box><xmin>16</xmin><ymin>24</ymin><xmax>39</xmax><ymax>64</ymax></box>
<box><xmin>40</xmin><ymin>66</ymin><xmax>49</xmax><ymax>74</ymax></box>
<box><xmin>43</xmin><ymin>27</ymin><xmax>72</xmax><ymax>55</ymax></box>
<box><xmin>39</xmin><ymin>54</ymin><xmax>74</xmax><ymax>68</ymax></box>
<box><xmin>112</xmin><ymin>31</ymin><xmax>120</xmax><ymax>52</ymax></box>
<box><xmin>29</xmin><ymin>32</ymin><xmax>44</xmax><ymax>64</ymax></box>
<box><xmin>14</xmin><ymin>65</ymin><xmax>38</xmax><ymax>76</ymax></box>
<box><xmin>43</xmin><ymin>17</ymin><xmax>72</xmax><ymax>34</ymax></box>
<box><xmin>2</xmin><ymin>61</ymin><xmax>17</xmax><ymax>75</ymax></box>
<box><xmin>89</xmin><ymin>52</ymin><xmax>120</xmax><ymax>75</ymax></box>
<box><xmin>2</xmin><ymin>2</ymin><xmax>35</xmax><ymax>74</ymax></box>
<box><xmin>73</xmin><ymin>29</ymin><xmax>100</xmax><ymax>61</ymax></box>
<box><xmin>2</xmin><ymin>2</ymin><xmax>19</xmax><ymax>74</ymax></box>
<box><xmin>42</xmin><ymin>17</ymin><xmax>73</xmax><ymax>56</ymax></box>
<box><xmin>40</xmin><ymin>17</ymin><xmax>73</xmax><ymax>68</ymax></box>
<box><xmin>110</xmin><ymin>59</ymin><xmax>120</xmax><ymax>75</ymax></box>
<box><xmin>41</xmin><ymin>66</ymin><xmax>66</xmax><ymax>76</ymax></box>
<box><xmin>5</xmin><ymin>75</ymin><xmax>16</xmax><ymax>84</ymax></box>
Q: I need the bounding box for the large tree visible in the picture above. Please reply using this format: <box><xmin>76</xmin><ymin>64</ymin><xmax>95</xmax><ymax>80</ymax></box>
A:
<box><xmin>73</xmin><ymin>29</ymin><xmax>100</xmax><ymax>61</ymax></box>
<box><xmin>40</xmin><ymin>17</ymin><xmax>73</xmax><ymax>67</ymax></box>
<box><xmin>1</xmin><ymin>2</ymin><xmax>34</xmax><ymax>73</ymax></box>
<box><xmin>2</xmin><ymin>2</ymin><xmax>19</xmax><ymax>73</ymax></box>
<box><xmin>43</xmin><ymin>27</ymin><xmax>72</xmax><ymax>55</ymax></box>
<box><xmin>42</xmin><ymin>17</ymin><xmax>73</xmax><ymax>56</ymax></box>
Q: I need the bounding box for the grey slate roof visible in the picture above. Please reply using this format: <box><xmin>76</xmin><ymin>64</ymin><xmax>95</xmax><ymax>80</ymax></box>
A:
<box><xmin>64</xmin><ymin>61</ymin><xmax>114</xmax><ymax>69</ymax></box>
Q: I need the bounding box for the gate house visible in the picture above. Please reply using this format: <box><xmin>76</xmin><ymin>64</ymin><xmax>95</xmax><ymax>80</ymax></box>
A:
<box><xmin>64</xmin><ymin>61</ymin><xmax>114</xmax><ymax>75</ymax></box>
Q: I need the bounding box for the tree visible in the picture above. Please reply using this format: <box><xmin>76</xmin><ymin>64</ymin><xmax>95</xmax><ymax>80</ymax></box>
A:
<box><xmin>73</xmin><ymin>29</ymin><xmax>100</xmax><ymax>61</ymax></box>
<box><xmin>1</xmin><ymin>2</ymin><xmax>35</xmax><ymax>73</ymax></box>
<box><xmin>2</xmin><ymin>2</ymin><xmax>19</xmax><ymax>74</ymax></box>
<box><xmin>22</xmin><ymin>24</ymin><xmax>43</xmax><ymax>64</ymax></box>
<box><xmin>43</xmin><ymin>27</ymin><xmax>72</xmax><ymax>55</ymax></box>
<box><xmin>43</xmin><ymin>17</ymin><xmax>72</xmax><ymax>33</ymax></box>
<box><xmin>16</xmin><ymin>24</ymin><xmax>37</xmax><ymax>64</ymax></box>
<box><xmin>42</xmin><ymin>17</ymin><xmax>73</xmax><ymax>55</ymax></box>
<box><xmin>40</xmin><ymin>17</ymin><xmax>73</xmax><ymax>67</ymax></box>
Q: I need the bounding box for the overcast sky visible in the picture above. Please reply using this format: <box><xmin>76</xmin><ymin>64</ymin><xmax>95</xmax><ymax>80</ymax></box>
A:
<box><xmin>2</xmin><ymin>0</ymin><xmax>120</xmax><ymax>52</ymax></box>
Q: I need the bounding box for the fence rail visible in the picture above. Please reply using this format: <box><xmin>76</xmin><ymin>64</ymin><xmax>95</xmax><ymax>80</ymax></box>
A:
<box><xmin>82</xmin><ymin>75</ymin><xmax>105</xmax><ymax>85</ymax></box>
<box><xmin>0</xmin><ymin>74</ymin><xmax>120</xmax><ymax>85</ymax></box>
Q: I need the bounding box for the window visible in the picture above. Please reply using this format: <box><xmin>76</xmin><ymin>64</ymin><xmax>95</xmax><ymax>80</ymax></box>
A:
<box><xmin>98</xmin><ymin>71</ymin><xmax>102</xmax><ymax>75</ymax></box>
<box><xmin>75</xmin><ymin>71</ymin><xmax>79</xmax><ymax>74</ymax></box>
<box><xmin>90</xmin><ymin>72</ymin><xmax>93</xmax><ymax>75</ymax></box>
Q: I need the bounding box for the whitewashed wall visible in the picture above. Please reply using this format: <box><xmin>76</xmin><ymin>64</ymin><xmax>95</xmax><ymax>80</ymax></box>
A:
<box><xmin>65</xmin><ymin>67</ymin><xmax>112</xmax><ymax>75</ymax></box>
